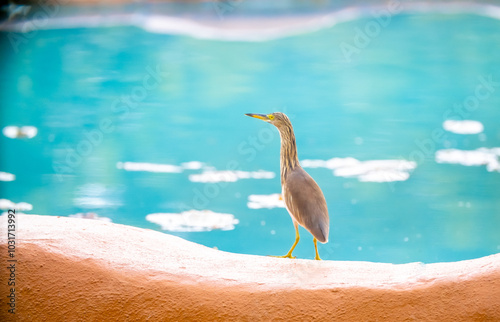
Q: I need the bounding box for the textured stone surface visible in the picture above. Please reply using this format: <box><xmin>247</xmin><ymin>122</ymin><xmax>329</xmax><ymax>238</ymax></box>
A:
<box><xmin>1</xmin><ymin>215</ymin><xmax>499</xmax><ymax>321</ymax></box>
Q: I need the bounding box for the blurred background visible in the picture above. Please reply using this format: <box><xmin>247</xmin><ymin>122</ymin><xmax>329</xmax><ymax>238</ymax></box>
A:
<box><xmin>1</xmin><ymin>0</ymin><xmax>499</xmax><ymax>263</ymax></box>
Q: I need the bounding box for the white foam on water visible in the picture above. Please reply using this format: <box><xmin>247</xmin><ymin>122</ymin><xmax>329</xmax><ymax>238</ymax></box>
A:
<box><xmin>73</xmin><ymin>183</ymin><xmax>122</xmax><ymax>208</ymax></box>
<box><xmin>247</xmin><ymin>193</ymin><xmax>285</xmax><ymax>209</ymax></box>
<box><xmin>146</xmin><ymin>210</ymin><xmax>239</xmax><ymax>232</ymax></box>
<box><xmin>189</xmin><ymin>170</ymin><xmax>275</xmax><ymax>183</ymax></box>
<box><xmin>0</xmin><ymin>172</ymin><xmax>15</xmax><ymax>182</ymax></box>
<box><xmin>358</xmin><ymin>169</ymin><xmax>410</xmax><ymax>183</ymax></box>
<box><xmin>117</xmin><ymin>161</ymin><xmax>208</xmax><ymax>173</ymax></box>
<box><xmin>73</xmin><ymin>197</ymin><xmax>120</xmax><ymax>208</ymax></box>
<box><xmin>2</xmin><ymin>126</ymin><xmax>38</xmax><ymax>139</ymax></box>
<box><xmin>443</xmin><ymin>120</ymin><xmax>484</xmax><ymax>134</ymax></box>
<box><xmin>0</xmin><ymin>199</ymin><xmax>33</xmax><ymax>211</ymax></box>
<box><xmin>117</xmin><ymin>161</ymin><xmax>275</xmax><ymax>183</ymax></box>
<box><xmin>117</xmin><ymin>161</ymin><xmax>183</xmax><ymax>173</ymax></box>
<box><xmin>302</xmin><ymin>158</ymin><xmax>417</xmax><ymax>182</ymax></box>
<box><xmin>301</xmin><ymin>157</ymin><xmax>360</xmax><ymax>169</ymax></box>
<box><xmin>435</xmin><ymin>148</ymin><xmax>500</xmax><ymax>172</ymax></box>
<box><xmin>2</xmin><ymin>126</ymin><xmax>18</xmax><ymax>138</ymax></box>
<box><xmin>180</xmin><ymin>161</ymin><xmax>204</xmax><ymax>170</ymax></box>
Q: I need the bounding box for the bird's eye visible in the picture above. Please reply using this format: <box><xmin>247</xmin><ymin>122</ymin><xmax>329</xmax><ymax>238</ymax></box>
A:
<box><xmin>268</xmin><ymin>115</ymin><xmax>275</xmax><ymax>120</ymax></box>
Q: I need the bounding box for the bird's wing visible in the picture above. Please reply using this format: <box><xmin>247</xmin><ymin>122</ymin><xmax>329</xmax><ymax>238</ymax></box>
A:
<box><xmin>282</xmin><ymin>167</ymin><xmax>329</xmax><ymax>243</ymax></box>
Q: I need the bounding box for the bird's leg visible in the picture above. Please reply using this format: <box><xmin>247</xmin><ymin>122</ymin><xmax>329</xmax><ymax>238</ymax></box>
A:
<box><xmin>313</xmin><ymin>238</ymin><xmax>321</xmax><ymax>260</ymax></box>
<box><xmin>271</xmin><ymin>222</ymin><xmax>299</xmax><ymax>259</ymax></box>
<box><xmin>284</xmin><ymin>223</ymin><xmax>300</xmax><ymax>258</ymax></box>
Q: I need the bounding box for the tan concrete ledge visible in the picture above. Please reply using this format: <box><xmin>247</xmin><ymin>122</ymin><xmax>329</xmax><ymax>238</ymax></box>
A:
<box><xmin>1</xmin><ymin>215</ymin><xmax>499</xmax><ymax>321</ymax></box>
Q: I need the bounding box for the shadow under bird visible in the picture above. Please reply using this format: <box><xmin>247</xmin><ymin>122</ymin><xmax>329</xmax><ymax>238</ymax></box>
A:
<box><xmin>245</xmin><ymin>112</ymin><xmax>329</xmax><ymax>260</ymax></box>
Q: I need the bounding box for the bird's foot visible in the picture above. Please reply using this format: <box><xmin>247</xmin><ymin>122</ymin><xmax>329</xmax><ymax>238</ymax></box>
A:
<box><xmin>314</xmin><ymin>256</ymin><xmax>322</xmax><ymax>261</ymax></box>
<box><xmin>269</xmin><ymin>254</ymin><xmax>297</xmax><ymax>259</ymax></box>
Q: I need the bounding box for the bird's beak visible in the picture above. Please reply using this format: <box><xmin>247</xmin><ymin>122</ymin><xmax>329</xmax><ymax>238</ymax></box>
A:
<box><xmin>245</xmin><ymin>113</ymin><xmax>269</xmax><ymax>121</ymax></box>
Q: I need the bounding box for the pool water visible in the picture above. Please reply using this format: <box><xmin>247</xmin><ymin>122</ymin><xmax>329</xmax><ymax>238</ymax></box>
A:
<box><xmin>1</xmin><ymin>9</ymin><xmax>500</xmax><ymax>263</ymax></box>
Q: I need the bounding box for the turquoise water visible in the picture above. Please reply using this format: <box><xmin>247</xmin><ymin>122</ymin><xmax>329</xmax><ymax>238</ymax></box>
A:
<box><xmin>1</xmin><ymin>12</ymin><xmax>500</xmax><ymax>263</ymax></box>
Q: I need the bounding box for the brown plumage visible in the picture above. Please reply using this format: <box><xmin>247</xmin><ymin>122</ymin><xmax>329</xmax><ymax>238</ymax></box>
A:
<box><xmin>245</xmin><ymin>112</ymin><xmax>329</xmax><ymax>260</ymax></box>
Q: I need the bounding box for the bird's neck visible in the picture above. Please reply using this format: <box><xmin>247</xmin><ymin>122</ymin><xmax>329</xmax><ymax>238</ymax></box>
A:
<box><xmin>278</xmin><ymin>125</ymin><xmax>299</xmax><ymax>183</ymax></box>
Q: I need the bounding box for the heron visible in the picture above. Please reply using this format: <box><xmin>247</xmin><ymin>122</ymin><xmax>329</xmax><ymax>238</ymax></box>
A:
<box><xmin>245</xmin><ymin>112</ymin><xmax>329</xmax><ymax>260</ymax></box>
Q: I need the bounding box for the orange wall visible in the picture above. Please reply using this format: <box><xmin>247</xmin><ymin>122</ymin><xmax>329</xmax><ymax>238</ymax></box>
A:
<box><xmin>1</xmin><ymin>215</ymin><xmax>499</xmax><ymax>321</ymax></box>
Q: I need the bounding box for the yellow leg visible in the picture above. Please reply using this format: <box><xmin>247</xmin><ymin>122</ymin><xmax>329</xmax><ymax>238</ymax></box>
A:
<box><xmin>271</xmin><ymin>222</ymin><xmax>299</xmax><ymax>259</ymax></box>
<box><xmin>314</xmin><ymin>238</ymin><xmax>321</xmax><ymax>260</ymax></box>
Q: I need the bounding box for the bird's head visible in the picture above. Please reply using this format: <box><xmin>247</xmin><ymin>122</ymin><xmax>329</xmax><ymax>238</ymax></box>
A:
<box><xmin>245</xmin><ymin>112</ymin><xmax>291</xmax><ymax>129</ymax></box>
